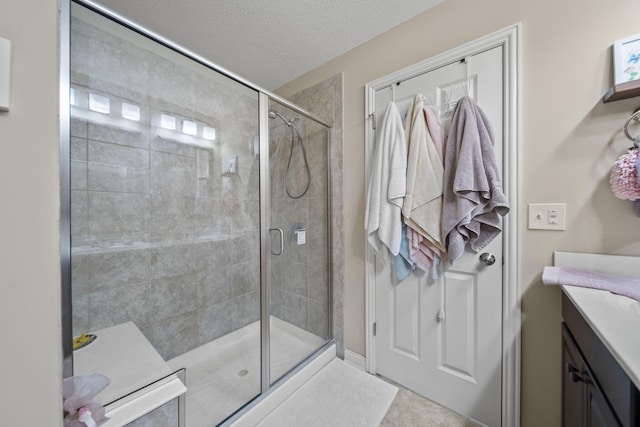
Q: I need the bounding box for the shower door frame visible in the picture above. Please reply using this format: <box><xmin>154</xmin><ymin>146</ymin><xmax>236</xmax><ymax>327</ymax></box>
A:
<box><xmin>59</xmin><ymin>0</ymin><xmax>335</xmax><ymax>421</ymax></box>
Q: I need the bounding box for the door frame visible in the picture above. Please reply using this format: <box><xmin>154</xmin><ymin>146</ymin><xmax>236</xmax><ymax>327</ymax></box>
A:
<box><xmin>363</xmin><ymin>23</ymin><xmax>521</xmax><ymax>427</ymax></box>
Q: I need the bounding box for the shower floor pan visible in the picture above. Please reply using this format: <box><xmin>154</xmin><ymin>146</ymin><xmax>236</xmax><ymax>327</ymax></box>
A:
<box><xmin>168</xmin><ymin>316</ymin><xmax>325</xmax><ymax>427</ymax></box>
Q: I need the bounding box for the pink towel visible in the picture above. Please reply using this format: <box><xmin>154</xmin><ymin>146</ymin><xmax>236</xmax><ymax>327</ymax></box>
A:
<box><xmin>407</xmin><ymin>225</ymin><xmax>446</xmax><ymax>272</ymax></box>
<box><xmin>542</xmin><ymin>266</ymin><xmax>640</xmax><ymax>302</ymax></box>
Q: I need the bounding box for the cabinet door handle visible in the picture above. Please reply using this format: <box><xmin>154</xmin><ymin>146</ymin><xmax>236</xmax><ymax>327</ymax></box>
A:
<box><xmin>566</xmin><ymin>363</ymin><xmax>591</xmax><ymax>384</ymax></box>
<box><xmin>570</xmin><ymin>371</ymin><xmax>583</xmax><ymax>383</ymax></box>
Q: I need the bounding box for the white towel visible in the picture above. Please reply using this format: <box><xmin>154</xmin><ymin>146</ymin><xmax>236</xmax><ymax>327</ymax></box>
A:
<box><xmin>365</xmin><ymin>102</ymin><xmax>407</xmax><ymax>257</ymax></box>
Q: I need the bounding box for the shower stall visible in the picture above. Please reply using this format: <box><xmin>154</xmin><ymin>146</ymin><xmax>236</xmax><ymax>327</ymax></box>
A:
<box><xmin>62</xmin><ymin>2</ymin><xmax>333</xmax><ymax>426</ymax></box>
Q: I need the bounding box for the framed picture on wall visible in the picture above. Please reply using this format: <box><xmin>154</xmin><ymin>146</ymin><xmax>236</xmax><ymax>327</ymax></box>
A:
<box><xmin>613</xmin><ymin>34</ymin><xmax>640</xmax><ymax>85</ymax></box>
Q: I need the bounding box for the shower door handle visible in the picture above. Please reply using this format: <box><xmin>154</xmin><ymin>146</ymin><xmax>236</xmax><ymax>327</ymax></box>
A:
<box><xmin>269</xmin><ymin>228</ymin><xmax>284</xmax><ymax>256</ymax></box>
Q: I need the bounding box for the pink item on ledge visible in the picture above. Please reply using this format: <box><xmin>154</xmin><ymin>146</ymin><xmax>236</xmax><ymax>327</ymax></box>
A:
<box><xmin>610</xmin><ymin>147</ymin><xmax>640</xmax><ymax>201</ymax></box>
<box><xmin>542</xmin><ymin>266</ymin><xmax>640</xmax><ymax>302</ymax></box>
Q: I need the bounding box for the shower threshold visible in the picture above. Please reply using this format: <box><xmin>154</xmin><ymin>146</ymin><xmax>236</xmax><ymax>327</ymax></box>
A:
<box><xmin>168</xmin><ymin>316</ymin><xmax>326</xmax><ymax>427</ymax></box>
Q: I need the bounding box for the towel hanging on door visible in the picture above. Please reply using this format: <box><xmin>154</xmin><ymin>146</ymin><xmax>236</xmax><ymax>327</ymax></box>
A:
<box><xmin>365</xmin><ymin>101</ymin><xmax>407</xmax><ymax>257</ymax></box>
<box><xmin>442</xmin><ymin>96</ymin><xmax>510</xmax><ymax>264</ymax></box>
<box><xmin>402</xmin><ymin>95</ymin><xmax>446</xmax><ymax>253</ymax></box>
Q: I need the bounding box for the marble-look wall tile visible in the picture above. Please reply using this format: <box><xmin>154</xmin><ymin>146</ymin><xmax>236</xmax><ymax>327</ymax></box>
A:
<box><xmin>71</xmin><ymin>118</ymin><xmax>88</xmax><ymax>139</ymax></box>
<box><xmin>144</xmin><ymin>312</ymin><xmax>198</xmax><ymax>361</ymax></box>
<box><xmin>125</xmin><ymin>398</ymin><xmax>178</xmax><ymax>427</ymax></box>
<box><xmin>150</xmin><ymin>151</ymin><xmax>196</xmax><ymax>196</ymax></box>
<box><xmin>308</xmin><ymin>298</ymin><xmax>329</xmax><ymax>339</ymax></box>
<box><xmin>196</xmin><ymin>267</ymin><xmax>231</xmax><ymax>308</ymax></box>
<box><xmin>70</xmin><ymin>25</ymin><xmax>89</xmax><ymax>80</ymax></box>
<box><xmin>228</xmin><ymin>198</ymin><xmax>260</xmax><ymax>233</ymax></box>
<box><xmin>150</xmin><ymin>135</ymin><xmax>196</xmax><ymax>158</ymax></box>
<box><xmin>88</xmin><ymin>140</ymin><xmax>148</xmax><ymax>169</ymax></box>
<box><xmin>286</xmin><ymin>73</ymin><xmax>344</xmax><ymax>356</ymax></box>
<box><xmin>149</xmin><ymin>194</ymin><xmax>197</xmax><ymax>239</ymax></box>
<box><xmin>196</xmin><ymin>197</ymin><xmax>227</xmax><ymax>236</ymax></box>
<box><xmin>309</xmin><ymin>262</ymin><xmax>329</xmax><ymax>303</ymax></box>
<box><xmin>71</xmin><ymin>190</ymin><xmax>88</xmax><ymax>243</ymax></box>
<box><xmin>88</xmin><ymin>192</ymin><xmax>150</xmax><ymax>241</ymax></box>
<box><xmin>70</xmin><ymin>16</ymin><xmax>264</xmax><ymax>361</ymax></box>
<box><xmin>195</xmin><ymin>238</ymin><xmax>231</xmax><ymax>272</ymax></box>
<box><xmin>148</xmin><ymin>273</ymin><xmax>198</xmax><ymax>322</ymax></box>
<box><xmin>150</xmin><ymin>243</ymin><xmax>198</xmax><ymax>280</ymax></box>
<box><xmin>88</xmin><ymin>162</ymin><xmax>149</xmax><ymax>194</ymax></box>
<box><xmin>229</xmin><ymin>261</ymin><xmax>259</xmax><ymax>298</ymax></box>
<box><xmin>198</xmin><ymin>302</ymin><xmax>233</xmax><ymax>344</ymax></box>
<box><xmin>270</xmin><ymin>288</ymin><xmax>286</xmax><ymax>321</ymax></box>
<box><xmin>271</xmin><ymin>257</ymin><xmax>285</xmax><ymax>289</ymax></box>
<box><xmin>88</xmin><ymin>283</ymin><xmax>150</xmax><ymax>331</ymax></box>
<box><xmin>283</xmin><ymin>261</ymin><xmax>308</xmax><ymax>297</ymax></box>
<box><xmin>71</xmin><ymin>253</ymin><xmax>90</xmax><ymax>296</ymax></box>
<box><xmin>282</xmin><ymin>291</ymin><xmax>308</xmax><ymax>331</ymax></box>
<box><xmin>149</xmin><ymin>57</ymin><xmax>197</xmax><ymax>113</ymax></box>
<box><xmin>71</xmin><ymin>160</ymin><xmax>88</xmax><ymax>190</ymax></box>
<box><xmin>88</xmin><ymin>123</ymin><xmax>149</xmax><ymax>150</ymax></box>
<box><xmin>71</xmin><ymin>137</ymin><xmax>87</xmax><ymax>160</ymax></box>
<box><xmin>230</xmin><ymin>232</ymin><xmax>260</xmax><ymax>265</ymax></box>
<box><xmin>230</xmin><ymin>291</ymin><xmax>260</xmax><ymax>330</ymax></box>
<box><xmin>72</xmin><ymin>293</ymin><xmax>89</xmax><ymax>337</ymax></box>
<box><xmin>88</xmin><ymin>247</ymin><xmax>150</xmax><ymax>291</ymax></box>
<box><xmin>87</xmin><ymin>37</ymin><xmax>151</xmax><ymax>100</ymax></box>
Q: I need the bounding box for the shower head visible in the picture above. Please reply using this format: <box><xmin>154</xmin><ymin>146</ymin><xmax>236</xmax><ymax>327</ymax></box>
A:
<box><xmin>269</xmin><ymin>110</ymin><xmax>301</xmax><ymax>127</ymax></box>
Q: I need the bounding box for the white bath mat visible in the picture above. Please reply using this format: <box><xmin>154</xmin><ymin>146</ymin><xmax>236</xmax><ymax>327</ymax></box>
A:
<box><xmin>257</xmin><ymin>358</ymin><xmax>398</xmax><ymax>427</ymax></box>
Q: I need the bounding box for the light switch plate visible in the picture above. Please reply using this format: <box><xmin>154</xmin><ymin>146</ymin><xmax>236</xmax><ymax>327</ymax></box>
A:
<box><xmin>0</xmin><ymin>37</ymin><xmax>10</xmax><ymax>112</ymax></box>
<box><xmin>528</xmin><ymin>203</ymin><xmax>566</xmax><ymax>230</ymax></box>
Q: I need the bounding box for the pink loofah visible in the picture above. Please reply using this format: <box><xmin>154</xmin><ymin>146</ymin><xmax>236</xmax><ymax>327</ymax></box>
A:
<box><xmin>610</xmin><ymin>147</ymin><xmax>640</xmax><ymax>200</ymax></box>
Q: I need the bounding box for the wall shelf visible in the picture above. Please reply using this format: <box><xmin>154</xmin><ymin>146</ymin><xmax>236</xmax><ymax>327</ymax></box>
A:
<box><xmin>603</xmin><ymin>80</ymin><xmax>640</xmax><ymax>103</ymax></box>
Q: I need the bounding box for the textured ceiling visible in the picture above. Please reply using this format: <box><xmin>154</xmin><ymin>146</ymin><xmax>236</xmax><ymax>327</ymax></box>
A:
<box><xmin>92</xmin><ymin>0</ymin><xmax>444</xmax><ymax>90</ymax></box>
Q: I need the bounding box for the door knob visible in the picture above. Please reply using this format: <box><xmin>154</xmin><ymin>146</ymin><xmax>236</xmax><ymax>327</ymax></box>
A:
<box><xmin>479</xmin><ymin>252</ymin><xmax>496</xmax><ymax>266</ymax></box>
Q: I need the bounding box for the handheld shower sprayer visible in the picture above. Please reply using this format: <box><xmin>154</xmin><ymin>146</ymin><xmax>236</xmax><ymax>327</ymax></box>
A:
<box><xmin>268</xmin><ymin>110</ymin><xmax>310</xmax><ymax>199</ymax></box>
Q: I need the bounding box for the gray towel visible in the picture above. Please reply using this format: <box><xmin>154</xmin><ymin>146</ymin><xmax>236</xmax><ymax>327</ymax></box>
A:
<box><xmin>442</xmin><ymin>97</ymin><xmax>509</xmax><ymax>263</ymax></box>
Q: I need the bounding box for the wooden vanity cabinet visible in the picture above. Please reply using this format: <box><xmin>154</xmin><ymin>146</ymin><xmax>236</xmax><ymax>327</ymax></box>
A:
<box><xmin>562</xmin><ymin>293</ymin><xmax>640</xmax><ymax>427</ymax></box>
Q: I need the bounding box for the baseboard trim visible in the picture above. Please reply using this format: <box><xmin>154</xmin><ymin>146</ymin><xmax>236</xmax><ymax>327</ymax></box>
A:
<box><xmin>344</xmin><ymin>349</ymin><xmax>366</xmax><ymax>371</ymax></box>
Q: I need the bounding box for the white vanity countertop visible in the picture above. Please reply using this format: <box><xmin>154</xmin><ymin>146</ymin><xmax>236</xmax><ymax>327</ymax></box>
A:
<box><xmin>555</xmin><ymin>252</ymin><xmax>640</xmax><ymax>391</ymax></box>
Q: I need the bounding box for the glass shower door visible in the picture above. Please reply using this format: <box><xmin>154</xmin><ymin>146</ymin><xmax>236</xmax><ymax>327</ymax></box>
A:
<box><xmin>267</xmin><ymin>99</ymin><xmax>331</xmax><ymax>384</ymax></box>
<box><xmin>69</xmin><ymin>4</ymin><xmax>261</xmax><ymax>425</ymax></box>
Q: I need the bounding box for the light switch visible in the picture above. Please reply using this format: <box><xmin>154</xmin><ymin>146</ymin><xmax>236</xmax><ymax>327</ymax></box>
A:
<box><xmin>0</xmin><ymin>37</ymin><xmax>11</xmax><ymax>112</ymax></box>
<box><xmin>528</xmin><ymin>203</ymin><xmax>566</xmax><ymax>230</ymax></box>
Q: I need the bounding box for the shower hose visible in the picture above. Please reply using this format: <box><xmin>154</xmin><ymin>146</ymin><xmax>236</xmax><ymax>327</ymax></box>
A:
<box><xmin>271</xmin><ymin>110</ymin><xmax>311</xmax><ymax>199</ymax></box>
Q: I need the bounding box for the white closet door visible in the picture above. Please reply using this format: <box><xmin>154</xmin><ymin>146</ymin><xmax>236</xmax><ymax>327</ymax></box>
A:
<box><xmin>374</xmin><ymin>46</ymin><xmax>504</xmax><ymax>427</ymax></box>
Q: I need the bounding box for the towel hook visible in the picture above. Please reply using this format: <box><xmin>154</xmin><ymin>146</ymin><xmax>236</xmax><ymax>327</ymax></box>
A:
<box><xmin>464</xmin><ymin>56</ymin><xmax>471</xmax><ymax>96</ymax></box>
<box><xmin>623</xmin><ymin>108</ymin><xmax>640</xmax><ymax>141</ymax></box>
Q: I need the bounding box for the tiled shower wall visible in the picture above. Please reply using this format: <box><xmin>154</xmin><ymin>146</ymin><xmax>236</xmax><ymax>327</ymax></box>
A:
<box><xmin>269</xmin><ymin>115</ymin><xmax>330</xmax><ymax>339</ymax></box>
<box><xmin>70</xmin><ymin>14</ymin><xmax>260</xmax><ymax>360</ymax></box>
<box><xmin>286</xmin><ymin>74</ymin><xmax>344</xmax><ymax>357</ymax></box>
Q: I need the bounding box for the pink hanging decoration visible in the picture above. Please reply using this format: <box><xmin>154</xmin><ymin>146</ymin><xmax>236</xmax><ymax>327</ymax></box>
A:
<box><xmin>610</xmin><ymin>147</ymin><xmax>640</xmax><ymax>200</ymax></box>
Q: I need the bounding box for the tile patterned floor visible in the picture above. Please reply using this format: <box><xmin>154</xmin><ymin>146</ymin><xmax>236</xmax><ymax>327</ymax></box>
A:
<box><xmin>380</xmin><ymin>380</ymin><xmax>484</xmax><ymax>427</ymax></box>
